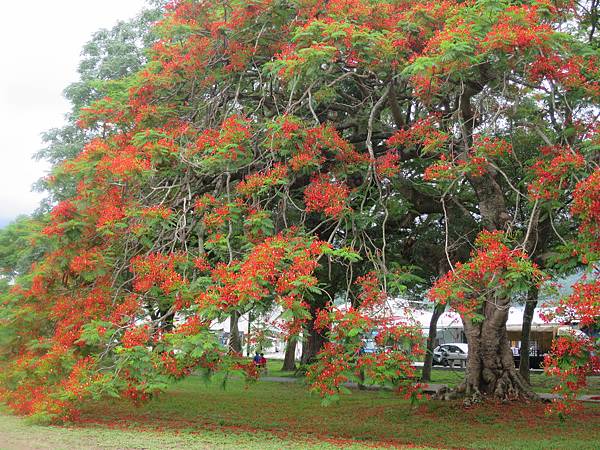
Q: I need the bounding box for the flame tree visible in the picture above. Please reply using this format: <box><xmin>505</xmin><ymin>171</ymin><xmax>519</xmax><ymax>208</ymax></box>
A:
<box><xmin>1</xmin><ymin>0</ymin><xmax>599</xmax><ymax>420</ymax></box>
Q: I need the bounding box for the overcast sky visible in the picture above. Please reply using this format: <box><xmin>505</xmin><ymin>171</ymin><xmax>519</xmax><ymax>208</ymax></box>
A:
<box><xmin>0</xmin><ymin>0</ymin><xmax>148</xmax><ymax>227</ymax></box>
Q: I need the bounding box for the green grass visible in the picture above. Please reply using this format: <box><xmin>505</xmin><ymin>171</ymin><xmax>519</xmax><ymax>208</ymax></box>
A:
<box><xmin>269</xmin><ymin>358</ymin><xmax>600</xmax><ymax>395</ymax></box>
<box><xmin>2</xmin><ymin>363</ymin><xmax>600</xmax><ymax>449</ymax></box>
<box><xmin>261</xmin><ymin>358</ymin><xmax>303</xmax><ymax>377</ymax></box>
<box><xmin>0</xmin><ymin>407</ymin><xmax>377</xmax><ymax>449</ymax></box>
<box><xmin>427</xmin><ymin>367</ymin><xmax>600</xmax><ymax>395</ymax></box>
<box><xmin>71</xmin><ymin>373</ymin><xmax>600</xmax><ymax>449</ymax></box>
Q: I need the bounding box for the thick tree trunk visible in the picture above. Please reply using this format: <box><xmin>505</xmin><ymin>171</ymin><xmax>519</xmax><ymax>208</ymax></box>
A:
<box><xmin>519</xmin><ymin>288</ymin><xmax>538</xmax><ymax>383</ymax></box>
<box><xmin>228</xmin><ymin>311</ymin><xmax>242</xmax><ymax>354</ymax></box>
<box><xmin>447</xmin><ymin>80</ymin><xmax>538</xmax><ymax>404</ymax></box>
<box><xmin>459</xmin><ymin>300</ymin><xmax>537</xmax><ymax>403</ymax></box>
<box><xmin>300</xmin><ymin>294</ymin><xmax>330</xmax><ymax>365</ymax></box>
<box><xmin>422</xmin><ymin>302</ymin><xmax>446</xmax><ymax>382</ymax></box>
<box><xmin>281</xmin><ymin>338</ymin><xmax>297</xmax><ymax>371</ymax></box>
<box><xmin>301</xmin><ymin>315</ymin><xmax>328</xmax><ymax>364</ymax></box>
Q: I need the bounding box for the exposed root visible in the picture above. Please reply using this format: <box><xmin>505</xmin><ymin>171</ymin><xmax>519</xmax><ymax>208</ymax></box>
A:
<box><xmin>433</xmin><ymin>386</ymin><xmax>463</xmax><ymax>401</ymax></box>
<box><xmin>433</xmin><ymin>373</ymin><xmax>539</xmax><ymax>405</ymax></box>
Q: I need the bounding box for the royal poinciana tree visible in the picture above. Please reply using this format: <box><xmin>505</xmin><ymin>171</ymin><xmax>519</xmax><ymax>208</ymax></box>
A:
<box><xmin>1</xmin><ymin>0</ymin><xmax>599</xmax><ymax>421</ymax></box>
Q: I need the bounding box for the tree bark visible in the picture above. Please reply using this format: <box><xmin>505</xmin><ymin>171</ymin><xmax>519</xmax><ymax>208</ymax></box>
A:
<box><xmin>519</xmin><ymin>287</ymin><xmax>538</xmax><ymax>383</ymax></box>
<box><xmin>246</xmin><ymin>311</ymin><xmax>253</xmax><ymax>356</ymax></box>
<box><xmin>301</xmin><ymin>314</ymin><xmax>328</xmax><ymax>364</ymax></box>
<box><xmin>421</xmin><ymin>302</ymin><xmax>446</xmax><ymax>382</ymax></box>
<box><xmin>459</xmin><ymin>299</ymin><xmax>537</xmax><ymax>402</ymax></box>
<box><xmin>300</xmin><ymin>292</ymin><xmax>331</xmax><ymax>365</ymax></box>
<box><xmin>460</xmin><ymin>90</ymin><xmax>533</xmax><ymax>400</ymax></box>
<box><xmin>281</xmin><ymin>338</ymin><xmax>297</xmax><ymax>371</ymax></box>
<box><xmin>228</xmin><ymin>311</ymin><xmax>242</xmax><ymax>354</ymax></box>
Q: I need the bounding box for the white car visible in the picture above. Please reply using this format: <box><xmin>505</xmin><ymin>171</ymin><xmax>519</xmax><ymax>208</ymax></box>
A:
<box><xmin>433</xmin><ymin>343</ymin><xmax>468</xmax><ymax>367</ymax></box>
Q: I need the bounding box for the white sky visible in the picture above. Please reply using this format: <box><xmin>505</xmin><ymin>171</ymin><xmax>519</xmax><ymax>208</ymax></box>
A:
<box><xmin>0</xmin><ymin>0</ymin><xmax>148</xmax><ymax>227</ymax></box>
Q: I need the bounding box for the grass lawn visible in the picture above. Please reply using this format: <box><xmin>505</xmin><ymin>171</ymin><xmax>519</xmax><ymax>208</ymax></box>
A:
<box><xmin>266</xmin><ymin>359</ymin><xmax>600</xmax><ymax>394</ymax></box>
<box><xmin>261</xmin><ymin>358</ymin><xmax>303</xmax><ymax>377</ymax></box>
<box><xmin>0</xmin><ymin>407</ymin><xmax>378</xmax><ymax>450</ymax></box>
<box><xmin>427</xmin><ymin>367</ymin><xmax>600</xmax><ymax>395</ymax></box>
<box><xmin>2</xmin><ymin>362</ymin><xmax>599</xmax><ymax>449</ymax></box>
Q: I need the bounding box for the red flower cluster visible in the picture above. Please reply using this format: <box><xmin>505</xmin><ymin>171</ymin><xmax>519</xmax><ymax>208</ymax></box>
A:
<box><xmin>544</xmin><ymin>334</ymin><xmax>600</xmax><ymax>415</ymax></box>
<box><xmin>268</xmin><ymin>120</ymin><xmax>366</xmax><ymax>172</ymax></box>
<box><xmin>237</xmin><ymin>164</ymin><xmax>289</xmax><ymax>197</ymax></box>
<box><xmin>355</xmin><ymin>272</ymin><xmax>387</xmax><ymax>311</ymax></box>
<box><xmin>423</xmin><ymin>138</ymin><xmax>510</xmax><ymax>182</ymax></box>
<box><xmin>94</xmin><ymin>187</ymin><xmax>127</xmax><ymax>229</ymax></box>
<box><xmin>571</xmin><ymin>169</ymin><xmax>600</xmax><ymax>256</ymax></box>
<box><xmin>304</xmin><ymin>175</ymin><xmax>350</xmax><ymax>218</ymax></box>
<box><xmin>42</xmin><ymin>200</ymin><xmax>79</xmax><ymax>236</ymax></box>
<box><xmin>529</xmin><ymin>54</ymin><xmax>582</xmax><ymax>85</ymax></box>
<box><xmin>423</xmin><ymin>157</ymin><xmax>455</xmax><ymax>182</ymax></box>
<box><xmin>174</xmin><ymin>316</ymin><xmax>206</xmax><ymax>336</ymax></box>
<box><xmin>472</xmin><ymin>136</ymin><xmax>511</xmax><ymax>159</ymax></box>
<box><xmin>528</xmin><ymin>150</ymin><xmax>585</xmax><ymax>200</ymax></box>
<box><xmin>193</xmin><ymin>115</ymin><xmax>253</xmax><ymax>170</ymax></box>
<box><xmin>69</xmin><ymin>248</ymin><xmax>105</xmax><ymax>274</ymax></box>
<box><xmin>194</xmin><ymin>193</ymin><xmax>218</xmax><ymax>214</ymax></box>
<box><xmin>109</xmin><ymin>294</ymin><xmax>140</xmax><ymax>325</ymax></box>
<box><xmin>130</xmin><ymin>252</ymin><xmax>186</xmax><ymax>294</ymax></box>
<box><xmin>197</xmin><ymin>233</ymin><xmax>324</xmax><ymax>322</ymax></box>
<box><xmin>137</xmin><ymin>205</ymin><xmax>173</xmax><ymax>220</ymax></box>
<box><xmin>308</xmin><ymin>274</ymin><xmax>423</xmax><ymax>401</ymax></box>
<box><xmin>98</xmin><ymin>145</ymin><xmax>152</xmax><ymax>178</ymax></box>
<box><xmin>306</xmin><ymin>343</ymin><xmax>351</xmax><ymax>397</ymax></box>
<box><xmin>429</xmin><ymin>231</ymin><xmax>546</xmax><ymax>317</ymax></box>
<box><xmin>50</xmin><ymin>200</ymin><xmax>77</xmax><ymax>220</ymax></box>
<box><xmin>375</xmin><ymin>150</ymin><xmax>401</xmax><ymax>178</ymax></box>
<box><xmin>480</xmin><ymin>4</ymin><xmax>552</xmax><ymax>53</ymax></box>
<box><xmin>554</xmin><ymin>281</ymin><xmax>600</xmax><ymax>328</ymax></box>
<box><xmin>386</xmin><ymin>116</ymin><xmax>448</xmax><ymax>153</ymax></box>
<box><xmin>122</xmin><ymin>325</ymin><xmax>151</xmax><ymax>348</ymax></box>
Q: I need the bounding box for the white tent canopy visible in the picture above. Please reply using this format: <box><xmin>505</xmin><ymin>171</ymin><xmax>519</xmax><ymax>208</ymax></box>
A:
<box><xmin>392</xmin><ymin>304</ymin><xmax>567</xmax><ymax>332</ymax></box>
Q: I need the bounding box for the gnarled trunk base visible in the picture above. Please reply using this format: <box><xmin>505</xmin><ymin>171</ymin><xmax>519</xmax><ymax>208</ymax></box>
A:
<box><xmin>438</xmin><ymin>304</ymin><xmax>538</xmax><ymax>405</ymax></box>
<box><xmin>468</xmin><ymin>311</ymin><xmax>536</xmax><ymax>400</ymax></box>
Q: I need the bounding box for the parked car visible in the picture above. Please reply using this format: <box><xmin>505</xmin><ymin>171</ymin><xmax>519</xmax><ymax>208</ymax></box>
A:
<box><xmin>433</xmin><ymin>343</ymin><xmax>468</xmax><ymax>367</ymax></box>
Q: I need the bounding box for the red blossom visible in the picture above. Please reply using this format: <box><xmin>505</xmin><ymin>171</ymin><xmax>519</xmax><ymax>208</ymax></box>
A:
<box><xmin>130</xmin><ymin>252</ymin><xmax>187</xmax><ymax>294</ymax></box>
<box><xmin>528</xmin><ymin>150</ymin><xmax>585</xmax><ymax>201</ymax></box>
<box><xmin>429</xmin><ymin>231</ymin><xmax>546</xmax><ymax>317</ymax></box>
<box><xmin>122</xmin><ymin>325</ymin><xmax>151</xmax><ymax>348</ymax></box>
<box><xmin>375</xmin><ymin>150</ymin><xmax>401</xmax><ymax>178</ymax></box>
<box><xmin>571</xmin><ymin>169</ymin><xmax>600</xmax><ymax>256</ymax></box>
<box><xmin>304</xmin><ymin>175</ymin><xmax>350</xmax><ymax>219</ymax></box>
<box><xmin>237</xmin><ymin>164</ymin><xmax>289</xmax><ymax>197</ymax></box>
